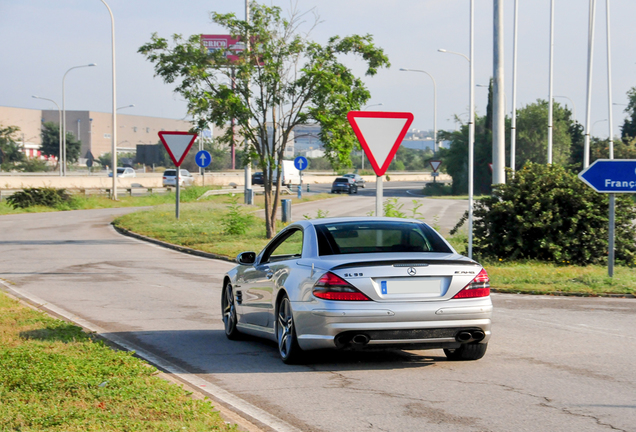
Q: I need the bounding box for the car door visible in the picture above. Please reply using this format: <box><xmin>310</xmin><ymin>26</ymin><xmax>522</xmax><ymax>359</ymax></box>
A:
<box><xmin>240</xmin><ymin>228</ymin><xmax>304</xmax><ymax>328</ymax></box>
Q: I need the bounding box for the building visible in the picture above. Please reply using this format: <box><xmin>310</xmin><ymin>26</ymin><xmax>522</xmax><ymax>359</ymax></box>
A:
<box><xmin>0</xmin><ymin>106</ymin><xmax>194</xmax><ymax>161</ymax></box>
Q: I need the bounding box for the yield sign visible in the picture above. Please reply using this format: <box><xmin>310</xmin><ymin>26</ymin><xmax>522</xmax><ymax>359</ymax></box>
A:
<box><xmin>158</xmin><ymin>131</ymin><xmax>198</xmax><ymax>167</ymax></box>
<box><xmin>430</xmin><ymin>160</ymin><xmax>442</xmax><ymax>172</ymax></box>
<box><xmin>347</xmin><ymin>111</ymin><xmax>414</xmax><ymax>176</ymax></box>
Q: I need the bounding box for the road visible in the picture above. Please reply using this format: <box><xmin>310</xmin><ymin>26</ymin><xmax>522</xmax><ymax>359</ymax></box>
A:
<box><xmin>1</xmin><ymin>208</ymin><xmax>635</xmax><ymax>432</ymax></box>
<box><xmin>258</xmin><ymin>181</ymin><xmax>468</xmax><ymax>235</ymax></box>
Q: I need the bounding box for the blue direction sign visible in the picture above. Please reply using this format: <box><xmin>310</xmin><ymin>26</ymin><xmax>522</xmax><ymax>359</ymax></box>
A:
<box><xmin>578</xmin><ymin>159</ymin><xmax>636</xmax><ymax>193</ymax></box>
<box><xmin>195</xmin><ymin>150</ymin><xmax>212</xmax><ymax>168</ymax></box>
<box><xmin>294</xmin><ymin>156</ymin><xmax>308</xmax><ymax>171</ymax></box>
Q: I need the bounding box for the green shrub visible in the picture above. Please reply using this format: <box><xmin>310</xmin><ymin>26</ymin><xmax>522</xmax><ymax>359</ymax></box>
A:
<box><xmin>6</xmin><ymin>188</ymin><xmax>72</xmax><ymax>209</ymax></box>
<box><xmin>454</xmin><ymin>163</ymin><xmax>636</xmax><ymax>265</ymax></box>
<box><xmin>423</xmin><ymin>182</ymin><xmax>453</xmax><ymax>196</ymax></box>
<box><xmin>222</xmin><ymin>194</ymin><xmax>251</xmax><ymax>235</ymax></box>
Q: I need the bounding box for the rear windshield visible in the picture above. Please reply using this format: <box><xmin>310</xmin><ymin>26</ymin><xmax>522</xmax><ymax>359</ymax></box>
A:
<box><xmin>334</xmin><ymin>177</ymin><xmax>349</xmax><ymax>182</ymax></box>
<box><xmin>315</xmin><ymin>221</ymin><xmax>452</xmax><ymax>256</ymax></box>
<box><xmin>164</xmin><ymin>170</ymin><xmax>176</xmax><ymax>176</ymax></box>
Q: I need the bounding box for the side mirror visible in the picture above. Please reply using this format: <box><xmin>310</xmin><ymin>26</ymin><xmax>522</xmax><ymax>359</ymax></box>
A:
<box><xmin>236</xmin><ymin>251</ymin><xmax>257</xmax><ymax>265</ymax></box>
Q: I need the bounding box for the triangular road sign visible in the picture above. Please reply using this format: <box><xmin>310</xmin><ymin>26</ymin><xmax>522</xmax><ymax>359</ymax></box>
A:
<box><xmin>347</xmin><ymin>111</ymin><xmax>414</xmax><ymax>176</ymax></box>
<box><xmin>158</xmin><ymin>131</ymin><xmax>198</xmax><ymax>167</ymax></box>
<box><xmin>430</xmin><ymin>160</ymin><xmax>442</xmax><ymax>172</ymax></box>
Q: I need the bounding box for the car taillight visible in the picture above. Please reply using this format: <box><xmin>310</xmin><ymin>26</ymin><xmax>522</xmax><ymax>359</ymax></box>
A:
<box><xmin>313</xmin><ymin>272</ymin><xmax>370</xmax><ymax>301</ymax></box>
<box><xmin>452</xmin><ymin>268</ymin><xmax>490</xmax><ymax>299</ymax></box>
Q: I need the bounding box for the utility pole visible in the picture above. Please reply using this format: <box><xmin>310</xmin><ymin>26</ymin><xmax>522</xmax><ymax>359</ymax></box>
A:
<box><xmin>492</xmin><ymin>0</ymin><xmax>506</xmax><ymax>184</ymax></box>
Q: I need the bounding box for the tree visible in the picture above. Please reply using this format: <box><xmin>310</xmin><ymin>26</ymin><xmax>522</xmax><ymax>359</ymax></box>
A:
<box><xmin>514</xmin><ymin>99</ymin><xmax>572</xmax><ymax>168</ymax></box>
<box><xmin>0</xmin><ymin>124</ymin><xmax>25</xmax><ymax>169</ymax></box>
<box><xmin>620</xmin><ymin>86</ymin><xmax>636</xmax><ymax>141</ymax></box>
<box><xmin>40</xmin><ymin>122</ymin><xmax>81</xmax><ymax>164</ymax></box>
<box><xmin>139</xmin><ymin>2</ymin><xmax>389</xmax><ymax>238</ymax></box>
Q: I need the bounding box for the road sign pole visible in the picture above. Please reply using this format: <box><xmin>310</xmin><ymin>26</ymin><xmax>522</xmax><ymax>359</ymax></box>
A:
<box><xmin>376</xmin><ymin>175</ymin><xmax>383</xmax><ymax>217</ymax></box>
<box><xmin>299</xmin><ymin>171</ymin><xmax>303</xmax><ymax>199</ymax></box>
<box><xmin>176</xmin><ymin>168</ymin><xmax>180</xmax><ymax>219</ymax></box>
<box><xmin>609</xmin><ymin>193</ymin><xmax>615</xmax><ymax>277</ymax></box>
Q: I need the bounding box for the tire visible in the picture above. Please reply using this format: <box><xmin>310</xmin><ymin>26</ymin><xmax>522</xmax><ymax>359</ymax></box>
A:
<box><xmin>222</xmin><ymin>283</ymin><xmax>241</xmax><ymax>340</ymax></box>
<box><xmin>276</xmin><ymin>295</ymin><xmax>303</xmax><ymax>364</ymax></box>
<box><xmin>444</xmin><ymin>343</ymin><xmax>488</xmax><ymax>361</ymax></box>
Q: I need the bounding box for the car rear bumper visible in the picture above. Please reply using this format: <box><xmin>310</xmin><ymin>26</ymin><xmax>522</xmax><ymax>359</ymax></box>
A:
<box><xmin>291</xmin><ymin>297</ymin><xmax>492</xmax><ymax>350</ymax></box>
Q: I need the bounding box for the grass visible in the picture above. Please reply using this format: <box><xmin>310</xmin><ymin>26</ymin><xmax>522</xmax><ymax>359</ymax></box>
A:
<box><xmin>484</xmin><ymin>260</ymin><xmax>635</xmax><ymax>296</ymax></box>
<box><xmin>0</xmin><ymin>291</ymin><xmax>236</xmax><ymax>432</ymax></box>
<box><xmin>0</xmin><ymin>186</ymin><xmax>333</xmax><ymax>215</ymax></box>
<box><xmin>113</xmin><ymin>193</ymin><xmax>334</xmax><ymax>259</ymax></box>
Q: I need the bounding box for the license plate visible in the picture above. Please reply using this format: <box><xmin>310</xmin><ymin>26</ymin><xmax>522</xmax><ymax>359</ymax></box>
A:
<box><xmin>380</xmin><ymin>278</ymin><xmax>442</xmax><ymax>295</ymax></box>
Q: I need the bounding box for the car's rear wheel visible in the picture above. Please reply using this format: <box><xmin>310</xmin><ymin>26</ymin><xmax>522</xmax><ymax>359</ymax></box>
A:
<box><xmin>276</xmin><ymin>295</ymin><xmax>303</xmax><ymax>364</ymax></box>
<box><xmin>444</xmin><ymin>343</ymin><xmax>488</xmax><ymax>361</ymax></box>
<box><xmin>222</xmin><ymin>283</ymin><xmax>240</xmax><ymax>340</ymax></box>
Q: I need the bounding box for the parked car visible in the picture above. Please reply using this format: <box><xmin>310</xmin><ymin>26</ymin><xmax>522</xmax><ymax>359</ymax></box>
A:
<box><xmin>342</xmin><ymin>173</ymin><xmax>365</xmax><ymax>188</ymax></box>
<box><xmin>108</xmin><ymin>167</ymin><xmax>136</xmax><ymax>178</ymax></box>
<box><xmin>221</xmin><ymin>218</ymin><xmax>492</xmax><ymax>364</ymax></box>
<box><xmin>331</xmin><ymin>177</ymin><xmax>358</xmax><ymax>194</ymax></box>
<box><xmin>252</xmin><ymin>172</ymin><xmax>264</xmax><ymax>185</ymax></box>
<box><xmin>162</xmin><ymin>169</ymin><xmax>195</xmax><ymax>187</ymax></box>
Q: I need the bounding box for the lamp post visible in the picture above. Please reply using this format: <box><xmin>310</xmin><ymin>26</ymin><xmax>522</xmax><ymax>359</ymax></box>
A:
<box><xmin>511</xmin><ymin>0</ymin><xmax>519</xmax><ymax>173</ymax></box>
<box><xmin>438</xmin><ymin>0</ymin><xmax>474</xmax><ymax>258</ymax></box>
<box><xmin>591</xmin><ymin>119</ymin><xmax>607</xmax><ymax>137</ymax></box>
<box><xmin>363</xmin><ymin>103</ymin><xmax>383</xmax><ymax>110</ymax></box>
<box><xmin>584</xmin><ymin>0</ymin><xmax>598</xmax><ymax>168</ymax></box>
<box><xmin>554</xmin><ymin>96</ymin><xmax>577</xmax><ymax>121</ymax></box>
<box><xmin>117</xmin><ymin>104</ymin><xmax>135</xmax><ymax>111</ymax></box>
<box><xmin>99</xmin><ymin>0</ymin><xmax>117</xmax><ymax>200</ymax></box>
<box><xmin>32</xmin><ymin>95</ymin><xmax>63</xmax><ymax>176</ymax></box>
<box><xmin>399</xmin><ymin>68</ymin><xmax>437</xmax><ymax>152</ymax></box>
<box><xmin>62</xmin><ymin>63</ymin><xmax>96</xmax><ymax>176</ymax></box>
<box><xmin>548</xmin><ymin>0</ymin><xmax>555</xmax><ymax>164</ymax></box>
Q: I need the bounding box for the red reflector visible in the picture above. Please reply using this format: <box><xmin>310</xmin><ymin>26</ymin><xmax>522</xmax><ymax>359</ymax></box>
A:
<box><xmin>313</xmin><ymin>291</ymin><xmax>370</xmax><ymax>301</ymax></box>
<box><xmin>452</xmin><ymin>287</ymin><xmax>490</xmax><ymax>299</ymax></box>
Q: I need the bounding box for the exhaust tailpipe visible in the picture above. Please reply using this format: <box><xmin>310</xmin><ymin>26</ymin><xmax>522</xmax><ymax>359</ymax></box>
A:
<box><xmin>351</xmin><ymin>334</ymin><xmax>370</xmax><ymax>345</ymax></box>
<box><xmin>456</xmin><ymin>331</ymin><xmax>473</xmax><ymax>343</ymax></box>
<box><xmin>471</xmin><ymin>330</ymin><xmax>485</xmax><ymax>341</ymax></box>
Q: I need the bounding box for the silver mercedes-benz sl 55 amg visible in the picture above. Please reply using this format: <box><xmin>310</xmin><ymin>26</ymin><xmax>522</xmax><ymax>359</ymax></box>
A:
<box><xmin>221</xmin><ymin>217</ymin><xmax>492</xmax><ymax>364</ymax></box>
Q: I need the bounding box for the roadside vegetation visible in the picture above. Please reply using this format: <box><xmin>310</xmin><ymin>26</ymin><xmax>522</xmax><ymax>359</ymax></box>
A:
<box><xmin>0</xmin><ymin>291</ymin><xmax>236</xmax><ymax>431</ymax></box>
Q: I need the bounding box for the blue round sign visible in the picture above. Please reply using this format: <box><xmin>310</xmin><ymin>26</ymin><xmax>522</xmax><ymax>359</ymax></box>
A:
<box><xmin>294</xmin><ymin>156</ymin><xmax>308</xmax><ymax>171</ymax></box>
<box><xmin>195</xmin><ymin>150</ymin><xmax>212</xmax><ymax>168</ymax></box>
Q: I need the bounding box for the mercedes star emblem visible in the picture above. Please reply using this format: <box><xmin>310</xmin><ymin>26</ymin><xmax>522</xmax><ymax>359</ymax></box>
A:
<box><xmin>407</xmin><ymin>267</ymin><xmax>417</xmax><ymax>276</ymax></box>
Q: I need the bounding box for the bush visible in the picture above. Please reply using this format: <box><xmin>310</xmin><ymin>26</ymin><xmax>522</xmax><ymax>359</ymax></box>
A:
<box><xmin>455</xmin><ymin>163</ymin><xmax>636</xmax><ymax>265</ymax></box>
<box><xmin>6</xmin><ymin>188</ymin><xmax>72</xmax><ymax>209</ymax></box>
<box><xmin>423</xmin><ymin>182</ymin><xmax>453</xmax><ymax>196</ymax></box>
<box><xmin>222</xmin><ymin>194</ymin><xmax>251</xmax><ymax>235</ymax></box>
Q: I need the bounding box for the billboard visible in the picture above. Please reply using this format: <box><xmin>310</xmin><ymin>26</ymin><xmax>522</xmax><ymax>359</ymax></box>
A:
<box><xmin>201</xmin><ymin>35</ymin><xmax>246</xmax><ymax>63</ymax></box>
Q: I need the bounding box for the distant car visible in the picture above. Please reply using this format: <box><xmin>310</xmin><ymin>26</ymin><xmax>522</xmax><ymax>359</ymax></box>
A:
<box><xmin>221</xmin><ymin>217</ymin><xmax>492</xmax><ymax>364</ymax></box>
<box><xmin>108</xmin><ymin>167</ymin><xmax>136</xmax><ymax>178</ymax></box>
<box><xmin>331</xmin><ymin>177</ymin><xmax>358</xmax><ymax>194</ymax></box>
<box><xmin>162</xmin><ymin>169</ymin><xmax>195</xmax><ymax>187</ymax></box>
<box><xmin>343</xmin><ymin>173</ymin><xmax>365</xmax><ymax>188</ymax></box>
<box><xmin>252</xmin><ymin>172</ymin><xmax>264</xmax><ymax>185</ymax></box>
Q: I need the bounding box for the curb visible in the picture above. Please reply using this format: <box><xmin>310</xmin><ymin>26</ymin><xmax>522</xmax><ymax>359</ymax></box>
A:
<box><xmin>111</xmin><ymin>224</ymin><xmax>237</xmax><ymax>264</ymax></box>
<box><xmin>491</xmin><ymin>289</ymin><xmax>635</xmax><ymax>299</ymax></box>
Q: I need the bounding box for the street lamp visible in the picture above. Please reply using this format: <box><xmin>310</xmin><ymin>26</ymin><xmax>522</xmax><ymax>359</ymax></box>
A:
<box><xmin>591</xmin><ymin>119</ymin><xmax>607</xmax><ymax>137</ymax></box>
<box><xmin>62</xmin><ymin>63</ymin><xmax>96</xmax><ymax>176</ymax></box>
<box><xmin>32</xmin><ymin>95</ymin><xmax>63</xmax><ymax>176</ymax></box>
<box><xmin>399</xmin><ymin>68</ymin><xmax>437</xmax><ymax>151</ymax></box>
<box><xmin>439</xmin><ymin>1</ymin><xmax>474</xmax><ymax>258</ymax></box>
<box><xmin>99</xmin><ymin>0</ymin><xmax>118</xmax><ymax>200</ymax></box>
<box><xmin>117</xmin><ymin>104</ymin><xmax>135</xmax><ymax>111</ymax></box>
<box><xmin>363</xmin><ymin>103</ymin><xmax>383</xmax><ymax>110</ymax></box>
<box><xmin>554</xmin><ymin>96</ymin><xmax>577</xmax><ymax>121</ymax></box>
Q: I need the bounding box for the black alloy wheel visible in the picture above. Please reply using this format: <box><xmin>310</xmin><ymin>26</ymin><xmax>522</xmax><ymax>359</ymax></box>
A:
<box><xmin>276</xmin><ymin>295</ymin><xmax>303</xmax><ymax>364</ymax></box>
<box><xmin>222</xmin><ymin>283</ymin><xmax>240</xmax><ymax>340</ymax></box>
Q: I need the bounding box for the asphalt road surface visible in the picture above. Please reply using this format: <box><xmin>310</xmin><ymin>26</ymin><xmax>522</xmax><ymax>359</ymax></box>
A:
<box><xmin>1</xmin><ymin>208</ymin><xmax>635</xmax><ymax>432</ymax></box>
<box><xmin>258</xmin><ymin>181</ymin><xmax>468</xmax><ymax>235</ymax></box>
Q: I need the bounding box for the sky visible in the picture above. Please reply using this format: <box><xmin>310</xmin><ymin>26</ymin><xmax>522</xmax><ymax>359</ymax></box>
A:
<box><xmin>2</xmin><ymin>0</ymin><xmax>635</xmax><ymax>138</ymax></box>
